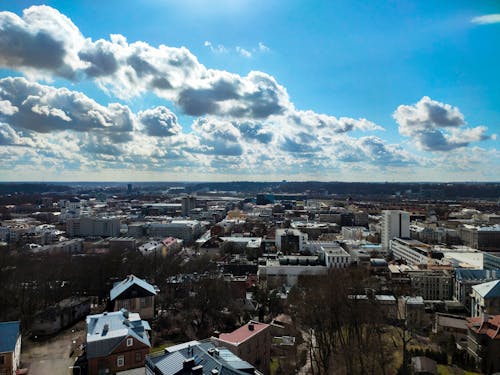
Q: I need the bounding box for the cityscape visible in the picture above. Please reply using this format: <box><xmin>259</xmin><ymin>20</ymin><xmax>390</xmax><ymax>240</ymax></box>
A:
<box><xmin>0</xmin><ymin>1</ymin><xmax>500</xmax><ymax>375</ymax></box>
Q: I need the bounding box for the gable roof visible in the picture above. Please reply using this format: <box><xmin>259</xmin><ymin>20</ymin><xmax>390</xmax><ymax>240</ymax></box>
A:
<box><xmin>0</xmin><ymin>321</ymin><xmax>20</xmax><ymax>353</ymax></box>
<box><xmin>472</xmin><ymin>279</ymin><xmax>500</xmax><ymax>299</ymax></box>
<box><xmin>110</xmin><ymin>274</ymin><xmax>157</xmax><ymax>301</ymax></box>
<box><xmin>86</xmin><ymin>309</ymin><xmax>151</xmax><ymax>359</ymax></box>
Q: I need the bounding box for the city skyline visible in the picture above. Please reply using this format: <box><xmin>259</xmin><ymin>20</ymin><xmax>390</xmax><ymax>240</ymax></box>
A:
<box><xmin>0</xmin><ymin>1</ymin><xmax>499</xmax><ymax>182</ymax></box>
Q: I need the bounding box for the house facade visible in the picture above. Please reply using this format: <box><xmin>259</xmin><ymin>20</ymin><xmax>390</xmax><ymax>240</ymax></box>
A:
<box><xmin>110</xmin><ymin>274</ymin><xmax>158</xmax><ymax>320</ymax></box>
<box><xmin>211</xmin><ymin>321</ymin><xmax>271</xmax><ymax>375</ymax></box>
<box><xmin>0</xmin><ymin>321</ymin><xmax>21</xmax><ymax>375</ymax></box>
<box><xmin>467</xmin><ymin>315</ymin><xmax>500</xmax><ymax>374</ymax></box>
<box><xmin>86</xmin><ymin>309</ymin><xmax>151</xmax><ymax>375</ymax></box>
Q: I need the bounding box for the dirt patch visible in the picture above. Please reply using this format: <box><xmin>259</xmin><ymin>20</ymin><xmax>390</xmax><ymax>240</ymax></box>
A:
<box><xmin>22</xmin><ymin>321</ymin><xmax>86</xmax><ymax>375</ymax></box>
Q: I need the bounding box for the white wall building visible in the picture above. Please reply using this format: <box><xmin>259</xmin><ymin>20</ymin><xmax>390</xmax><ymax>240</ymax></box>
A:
<box><xmin>381</xmin><ymin>210</ymin><xmax>410</xmax><ymax>251</ymax></box>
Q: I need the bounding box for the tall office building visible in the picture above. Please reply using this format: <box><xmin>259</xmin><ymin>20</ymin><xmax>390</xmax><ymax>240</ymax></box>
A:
<box><xmin>181</xmin><ymin>196</ymin><xmax>196</xmax><ymax>217</ymax></box>
<box><xmin>381</xmin><ymin>210</ymin><xmax>410</xmax><ymax>251</ymax></box>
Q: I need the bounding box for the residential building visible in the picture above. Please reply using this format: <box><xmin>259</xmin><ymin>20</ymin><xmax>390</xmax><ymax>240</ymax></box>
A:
<box><xmin>181</xmin><ymin>195</ymin><xmax>197</xmax><ymax>217</ymax></box>
<box><xmin>110</xmin><ymin>275</ymin><xmax>158</xmax><ymax>320</ymax></box>
<box><xmin>459</xmin><ymin>224</ymin><xmax>500</xmax><ymax>251</ymax></box>
<box><xmin>145</xmin><ymin>340</ymin><xmax>262</xmax><ymax>375</ymax></box>
<box><xmin>467</xmin><ymin>315</ymin><xmax>500</xmax><ymax>373</ymax></box>
<box><xmin>211</xmin><ymin>321</ymin><xmax>271</xmax><ymax>375</ymax></box>
<box><xmin>470</xmin><ymin>280</ymin><xmax>500</xmax><ymax>317</ymax></box>
<box><xmin>381</xmin><ymin>210</ymin><xmax>410</xmax><ymax>251</ymax></box>
<box><xmin>86</xmin><ymin>309</ymin><xmax>151</xmax><ymax>375</ymax></box>
<box><xmin>0</xmin><ymin>321</ymin><xmax>21</xmax><ymax>375</ymax></box>
<box><xmin>408</xmin><ymin>270</ymin><xmax>453</xmax><ymax>301</ymax></box>
<box><xmin>399</xmin><ymin>296</ymin><xmax>425</xmax><ymax>329</ymax></box>
<box><xmin>67</xmin><ymin>216</ymin><xmax>121</xmax><ymax>237</ymax></box>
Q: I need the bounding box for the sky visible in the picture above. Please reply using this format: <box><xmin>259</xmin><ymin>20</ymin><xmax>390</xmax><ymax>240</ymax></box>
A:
<box><xmin>0</xmin><ymin>0</ymin><xmax>498</xmax><ymax>182</ymax></box>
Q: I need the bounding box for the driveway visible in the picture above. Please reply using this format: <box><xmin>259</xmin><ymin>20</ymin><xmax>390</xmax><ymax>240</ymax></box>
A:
<box><xmin>22</xmin><ymin>321</ymin><xmax>85</xmax><ymax>375</ymax></box>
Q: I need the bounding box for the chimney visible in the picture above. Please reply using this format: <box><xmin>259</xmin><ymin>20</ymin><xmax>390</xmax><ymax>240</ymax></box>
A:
<box><xmin>183</xmin><ymin>358</ymin><xmax>195</xmax><ymax>370</ymax></box>
<box><xmin>248</xmin><ymin>323</ymin><xmax>254</xmax><ymax>331</ymax></box>
<box><xmin>213</xmin><ymin>330</ymin><xmax>220</xmax><ymax>338</ymax></box>
<box><xmin>191</xmin><ymin>365</ymin><xmax>203</xmax><ymax>375</ymax></box>
<box><xmin>211</xmin><ymin>370</ymin><xmax>219</xmax><ymax>375</ymax></box>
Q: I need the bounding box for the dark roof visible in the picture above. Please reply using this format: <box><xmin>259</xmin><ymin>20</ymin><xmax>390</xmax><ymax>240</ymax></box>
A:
<box><xmin>0</xmin><ymin>321</ymin><xmax>20</xmax><ymax>353</ymax></box>
<box><xmin>455</xmin><ymin>269</ymin><xmax>500</xmax><ymax>282</ymax></box>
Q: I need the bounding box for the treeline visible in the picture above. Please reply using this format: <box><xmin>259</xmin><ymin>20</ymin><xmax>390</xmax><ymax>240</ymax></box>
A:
<box><xmin>0</xmin><ymin>183</ymin><xmax>71</xmax><ymax>194</ymax></box>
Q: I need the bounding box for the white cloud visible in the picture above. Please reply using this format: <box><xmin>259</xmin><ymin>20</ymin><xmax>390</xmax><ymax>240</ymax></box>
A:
<box><xmin>471</xmin><ymin>14</ymin><xmax>500</xmax><ymax>25</ymax></box>
<box><xmin>393</xmin><ymin>96</ymin><xmax>492</xmax><ymax>151</ymax></box>
<box><xmin>203</xmin><ymin>40</ymin><xmax>228</xmax><ymax>54</ymax></box>
<box><xmin>236</xmin><ymin>46</ymin><xmax>252</xmax><ymax>58</ymax></box>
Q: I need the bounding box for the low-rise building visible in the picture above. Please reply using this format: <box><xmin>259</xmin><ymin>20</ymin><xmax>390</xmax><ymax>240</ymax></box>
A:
<box><xmin>470</xmin><ymin>280</ymin><xmax>500</xmax><ymax>317</ymax></box>
<box><xmin>0</xmin><ymin>321</ymin><xmax>21</xmax><ymax>375</ymax></box>
<box><xmin>454</xmin><ymin>269</ymin><xmax>500</xmax><ymax>311</ymax></box>
<box><xmin>86</xmin><ymin>309</ymin><xmax>151</xmax><ymax>375</ymax></box>
<box><xmin>110</xmin><ymin>275</ymin><xmax>158</xmax><ymax>320</ymax></box>
<box><xmin>145</xmin><ymin>340</ymin><xmax>262</xmax><ymax>375</ymax></box>
<box><xmin>211</xmin><ymin>321</ymin><xmax>271</xmax><ymax>375</ymax></box>
<box><xmin>467</xmin><ymin>315</ymin><xmax>500</xmax><ymax>373</ymax></box>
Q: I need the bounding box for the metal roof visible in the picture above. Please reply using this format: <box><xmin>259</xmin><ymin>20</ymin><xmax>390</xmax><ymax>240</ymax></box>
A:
<box><xmin>455</xmin><ymin>269</ymin><xmax>500</xmax><ymax>282</ymax></box>
<box><xmin>147</xmin><ymin>341</ymin><xmax>256</xmax><ymax>375</ymax></box>
<box><xmin>0</xmin><ymin>321</ymin><xmax>19</xmax><ymax>353</ymax></box>
<box><xmin>86</xmin><ymin>309</ymin><xmax>151</xmax><ymax>359</ymax></box>
<box><xmin>472</xmin><ymin>279</ymin><xmax>500</xmax><ymax>299</ymax></box>
<box><xmin>110</xmin><ymin>274</ymin><xmax>157</xmax><ymax>301</ymax></box>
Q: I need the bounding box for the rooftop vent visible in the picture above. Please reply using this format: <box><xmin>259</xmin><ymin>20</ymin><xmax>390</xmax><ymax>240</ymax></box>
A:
<box><xmin>211</xmin><ymin>370</ymin><xmax>219</xmax><ymax>375</ymax></box>
<box><xmin>102</xmin><ymin>324</ymin><xmax>109</xmax><ymax>336</ymax></box>
<box><xmin>248</xmin><ymin>323</ymin><xmax>254</xmax><ymax>331</ymax></box>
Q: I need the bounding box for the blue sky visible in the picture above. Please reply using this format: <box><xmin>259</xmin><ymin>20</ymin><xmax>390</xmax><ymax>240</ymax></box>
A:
<box><xmin>0</xmin><ymin>0</ymin><xmax>498</xmax><ymax>181</ymax></box>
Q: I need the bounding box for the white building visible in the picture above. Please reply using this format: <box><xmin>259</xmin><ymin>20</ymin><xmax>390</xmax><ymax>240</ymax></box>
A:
<box><xmin>321</xmin><ymin>245</ymin><xmax>351</xmax><ymax>268</ymax></box>
<box><xmin>341</xmin><ymin>226</ymin><xmax>369</xmax><ymax>241</ymax></box>
<box><xmin>146</xmin><ymin>220</ymin><xmax>201</xmax><ymax>242</ymax></box>
<box><xmin>381</xmin><ymin>210</ymin><xmax>410</xmax><ymax>251</ymax></box>
<box><xmin>390</xmin><ymin>237</ymin><xmax>433</xmax><ymax>266</ymax></box>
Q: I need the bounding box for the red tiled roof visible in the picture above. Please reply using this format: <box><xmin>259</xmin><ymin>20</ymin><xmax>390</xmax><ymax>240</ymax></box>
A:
<box><xmin>217</xmin><ymin>321</ymin><xmax>269</xmax><ymax>345</ymax></box>
<box><xmin>467</xmin><ymin>315</ymin><xmax>500</xmax><ymax>340</ymax></box>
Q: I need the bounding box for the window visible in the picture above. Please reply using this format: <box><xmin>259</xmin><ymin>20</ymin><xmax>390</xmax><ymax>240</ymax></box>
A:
<box><xmin>127</xmin><ymin>337</ymin><xmax>133</xmax><ymax>347</ymax></box>
<box><xmin>117</xmin><ymin>355</ymin><xmax>124</xmax><ymax>367</ymax></box>
<box><xmin>0</xmin><ymin>355</ymin><xmax>4</xmax><ymax>365</ymax></box>
<box><xmin>135</xmin><ymin>352</ymin><xmax>142</xmax><ymax>362</ymax></box>
<box><xmin>140</xmin><ymin>297</ymin><xmax>147</xmax><ymax>308</ymax></box>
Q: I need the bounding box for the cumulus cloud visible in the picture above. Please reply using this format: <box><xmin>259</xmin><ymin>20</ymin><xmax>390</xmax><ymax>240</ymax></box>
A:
<box><xmin>0</xmin><ymin>77</ymin><xmax>134</xmax><ymax>140</ymax></box>
<box><xmin>471</xmin><ymin>14</ymin><xmax>500</xmax><ymax>25</ymax></box>
<box><xmin>0</xmin><ymin>6</ymin><xmax>84</xmax><ymax>79</ymax></box>
<box><xmin>393</xmin><ymin>96</ymin><xmax>493</xmax><ymax>151</ymax></box>
<box><xmin>138</xmin><ymin>106</ymin><xmax>181</xmax><ymax>137</ymax></box>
